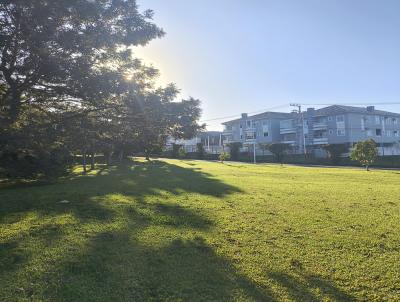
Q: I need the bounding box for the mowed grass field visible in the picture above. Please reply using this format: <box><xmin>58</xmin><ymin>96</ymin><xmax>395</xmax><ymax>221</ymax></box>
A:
<box><xmin>1</xmin><ymin>159</ymin><xmax>400</xmax><ymax>301</ymax></box>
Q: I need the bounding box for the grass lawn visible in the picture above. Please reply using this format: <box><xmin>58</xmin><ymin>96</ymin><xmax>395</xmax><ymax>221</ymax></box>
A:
<box><xmin>1</xmin><ymin>159</ymin><xmax>399</xmax><ymax>301</ymax></box>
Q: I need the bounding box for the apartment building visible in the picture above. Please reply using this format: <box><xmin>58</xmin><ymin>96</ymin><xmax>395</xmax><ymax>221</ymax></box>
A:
<box><xmin>222</xmin><ymin>112</ymin><xmax>294</xmax><ymax>154</ymax></box>
<box><xmin>222</xmin><ymin>105</ymin><xmax>400</xmax><ymax>156</ymax></box>
<box><xmin>304</xmin><ymin>105</ymin><xmax>400</xmax><ymax>155</ymax></box>
<box><xmin>166</xmin><ymin>131</ymin><xmax>223</xmax><ymax>154</ymax></box>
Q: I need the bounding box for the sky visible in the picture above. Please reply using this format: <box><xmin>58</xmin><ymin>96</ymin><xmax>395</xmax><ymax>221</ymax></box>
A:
<box><xmin>134</xmin><ymin>0</ymin><xmax>400</xmax><ymax>130</ymax></box>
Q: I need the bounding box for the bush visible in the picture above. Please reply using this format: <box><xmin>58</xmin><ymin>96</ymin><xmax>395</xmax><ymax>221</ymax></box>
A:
<box><xmin>0</xmin><ymin>147</ymin><xmax>73</xmax><ymax>178</ymax></box>
<box><xmin>219</xmin><ymin>152</ymin><xmax>230</xmax><ymax>163</ymax></box>
<box><xmin>172</xmin><ymin>143</ymin><xmax>182</xmax><ymax>158</ymax></box>
<box><xmin>228</xmin><ymin>142</ymin><xmax>242</xmax><ymax>161</ymax></box>
<box><xmin>196</xmin><ymin>143</ymin><xmax>205</xmax><ymax>159</ymax></box>
<box><xmin>178</xmin><ymin>148</ymin><xmax>186</xmax><ymax>158</ymax></box>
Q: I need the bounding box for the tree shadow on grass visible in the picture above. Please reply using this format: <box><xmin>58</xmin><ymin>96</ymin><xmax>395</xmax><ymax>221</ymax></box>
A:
<box><xmin>0</xmin><ymin>160</ymin><xmax>354</xmax><ymax>301</ymax></box>
<box><xmin>267</xmin><ymin>271</ymin><xmax>354</xmax><ymax>302</ymax></box>
<box><xmin>0</xmin><ymin>160</ymin><xmax>242</xmax><ymax>223</ymax></box>
<box><xmin>45</xmin><ymin>233</ymin><xmax>276</xmax><ymax>302</ymax></box>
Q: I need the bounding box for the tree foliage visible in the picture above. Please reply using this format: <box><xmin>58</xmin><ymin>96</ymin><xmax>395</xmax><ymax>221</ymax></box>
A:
<box><xmin>227</xmin><ymin>142</ymin><xmax>242</xmax><ymax>161</ymax></box>
<box><xmin>196</xmin><ymin>143</ymin><xmax>205</xmax><ymax>159</ymax></box>
<box><xmin>265</xmin><ymin>143</ymin><xmax>291</xmax><ymax>164</ymax></box>
<box><xmin>350</xmin><ymin>139</ymin><xmax>378</xmax><ymax>170</ymax></box>
<box><xmin>0</xmin><ymin>1</ymin><xmax>202</xmax><ymax>178</ymax></box>
<box><xmin>322</xmin><ymin>144</ymin><xmax>348</xmax><ymax>164</ymax></box>
<box><xmin>219</xmin><ymin>152</ymin><xmax>230</xmax><ymax>163</ymax></box>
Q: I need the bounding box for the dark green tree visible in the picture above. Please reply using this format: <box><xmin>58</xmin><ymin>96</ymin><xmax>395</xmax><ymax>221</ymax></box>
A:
<box><xmin>227</xmin><ymin>142</ymin><xmax>242</xmax><ymax>161</ymax></box>
<box><xmin>266</xmin><ymin>143</ymin><xmax>291</xmax><ymax>164</ymax></box>
<box><xmin>350</xmin><ymin>139</ymin><xmax>378</xmax><ymax>171</ymax></box>
<box><xmin>0</xmin><ymin>0</ymin><xmax>164</xmax><ymax>124</ymax></box>
<box><xmin>196</xmin><ymin>143</ymin><xmax>205</xmax><ymax>159</ymax></box>
<box><xmin>322</xmin><ymin>144</ymin><xmax>348</xmax><ymax>164</ymax></box>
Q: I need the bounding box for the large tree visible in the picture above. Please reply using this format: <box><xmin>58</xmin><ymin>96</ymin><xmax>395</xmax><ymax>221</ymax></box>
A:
<box><xmin>0</xmin><ymin>0</ymin><xmax>163</xmax><ymax>124</ymax></box>
<box><xmin>0</xmin><ymin>1</ymin><xmax>203</xmax><ymax>178</ymax></box>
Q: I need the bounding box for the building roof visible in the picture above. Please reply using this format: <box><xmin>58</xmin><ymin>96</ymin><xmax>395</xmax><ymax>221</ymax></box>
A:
<box><xmin>314</xmin><ymin>105</ymin><xmax>400</xmax><ymax>117</ymax></box>
<box><xmin>197</xmin><ymin>131</ymin><xmax>222</xmax><ymax>138</ymax></box>
<box><xmin>222</xmin><ymin>111</ymin><xmax>294</xmax><ymax>125</ymax></box>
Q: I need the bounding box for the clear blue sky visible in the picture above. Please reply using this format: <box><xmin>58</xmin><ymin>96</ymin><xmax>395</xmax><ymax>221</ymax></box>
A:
<box><xmin>135</xmin><ymin>0</ymin><xmax>400</xmax><ymax>130</ymax></box>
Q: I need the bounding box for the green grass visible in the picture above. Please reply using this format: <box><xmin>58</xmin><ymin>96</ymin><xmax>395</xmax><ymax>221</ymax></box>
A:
<box><xmin>1</xmin><ymin>159</ymin><xmax>400</xmax><ymax>301</ymax></box>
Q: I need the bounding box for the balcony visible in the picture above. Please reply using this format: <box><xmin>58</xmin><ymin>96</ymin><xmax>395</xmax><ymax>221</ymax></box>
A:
<box><xmin>281</xmin><ymin>140</ymin><xmax>296</xmax><ymax>145</ymax></box>
<box><xmin>313</xmin><ymin>137</ymin><xmax>328</xmax><ymax>145</ymax></box>
<box><xmin>245</xmin><ymin>137</ymin><xmax>257</xmax><ymax>142</ymax></box>
<box><xmin>280</xmin><ymin>119</ymin><xmax>297</xmax><ymax>134</ymax></box>
<box><xmin>244</xmin><ymin>127</ymin><xmax>256</xmax><ymax>133</ymax></box>
<box><xmin>280</xmin><ymin>127</ymin><xmax>297</xmax><ymax>134</ymax></box>
<box><xmin>222</xmin><ymin>128</ymin><xmax>233</xmax><ymax>135</ymax></box>
<box><xmin>313</xmin><ymin>122</ymin><xmax>328</xmax><ymax>130</ymax></box>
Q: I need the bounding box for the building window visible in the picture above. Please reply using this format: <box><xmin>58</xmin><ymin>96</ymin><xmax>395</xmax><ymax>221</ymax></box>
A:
<box><xmin>240</xmin><ymin>135</ymin><xmax>243</xmax><ymax>139</ymax></box>
<box><xmin>361</xmin><ymin>118</ymin><xmax>365</xmax><ymax>131</ymax></box>
<box><xmin>375</xmin><ymin>116</ymin><xmax>381</xmax><ymax>124</ymax></box>
<box><xmin>263</xmin><ymin>132</ymin><xmax>269</xmax><ymax>137</ymax></box>
<box><xmin>328</xmin><ymin>116</ymin><xmax>333</xmax><ymax>121</ymax></box>
<box><xmin>366</xmin><ymin>129</ymin><xmax>373</xmax><ymax>136</ymax></box>
<box><xmin>246</xmin><ymin>120</ymin><xmax>251</xmax><ymax>127</ymax></box>
<box><xmin>394</xmin><ymin>130</ymin><xmax>399</xmax><ymax>137</ymax></box>
<box><xmin>328</xmin><ymin>129</ymin><xmax>334</xmax><ymax>135</ymax></box>
<box><xmin>376</xmin><ymin>129</ymin><xmax>382</xmax><ymax>136</ymax></box>
<box><xmin>393</xmin><ymin>118</ymin><xmax>398</xmax><ymax>125</ymax></box>
<box><xmin>240</xmin><ymin>125</ymin><xmax>242</xmax><ymax>129</ymax></box>
<box><xmin>337</xmin><ymin>129</ymin><xmax>345</xmax><ymax>136</ymax></box>
<box><xmin>245</xmin><ymin>132</ymin><xmax>256</xmax><ymax>140</ymax></box>
<box><xmin>386</xmin><ymin>130</ymin><xmax>391</xmax><ymax>137</ymax></box>
<box><xmin>336</xmin><ymin>115</ymin><xmax>345</xmax><ymax>122</ymax></box>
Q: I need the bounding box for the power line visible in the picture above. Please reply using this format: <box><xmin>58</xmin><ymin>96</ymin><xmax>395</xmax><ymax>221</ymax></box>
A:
<box><xmin>200</xmin><ymin>102</ymin><xmax>400</xmax><ymax>124</ymax></box>
<box><xmin>200</xmin><ymin>103</ymin><xmax>290</xmax><ymax>122</ymax></box>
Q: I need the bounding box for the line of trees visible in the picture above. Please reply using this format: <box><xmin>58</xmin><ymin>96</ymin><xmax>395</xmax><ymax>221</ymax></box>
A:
<box><xmin>0</xmin><ymin>1</ymin><xmax>202</xmax><ymax>178</ymax></box>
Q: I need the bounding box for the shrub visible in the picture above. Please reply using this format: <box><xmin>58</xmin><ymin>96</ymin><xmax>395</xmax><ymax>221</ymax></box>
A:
<box><xmin>227</xmin><ymin>142</ymin><xmax>242</xmax><ymax>161</ymax></box>
<box><xmin>350</xmin><ymin>139</ymin><xmax>378</xmax><ymax>170</ymax></box>
<box><xmin>219</xmin><ymin>152</ymin><xmax>230</xmax><ymax>163</ymax></box>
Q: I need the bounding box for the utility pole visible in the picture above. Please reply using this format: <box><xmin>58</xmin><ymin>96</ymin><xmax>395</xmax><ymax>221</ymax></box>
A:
<box><xmin>253</xmin><ymin>142</ymin><xmax>256</xmax><ymax>164</ymax></box>
<box><xmin>290</xmin><ymin>103</ymin><xmax>307</xmax><ymax>156</ymax></box>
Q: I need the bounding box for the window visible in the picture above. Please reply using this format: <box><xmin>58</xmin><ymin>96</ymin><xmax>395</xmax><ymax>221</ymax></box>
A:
<box><xmin>240</xmin><ymin>134</ymin><xmax>243</xmax><ymax>139</ymax></box>
<box><xmin>246</xmin><ymin>120</ymin><xmax>251</xmax><ymax>127</ymax></box>
<box><xmin>361</xmin><ymin>118</ymin><xmax>365</xmax><ymax>131</ymax></box>
<box><xmin>337</xmin><ymin>129</ymin><xmax>345</xmax><ymax>136</ymax></box>
<box><xmin>366</xmin><ymin>129</ymin><xmax>373</xmax><ymax>136</ymax></box>
<box><xmin>245</xmin><ymin>132</ymin><xmax>256</xmax><ymax>140</ymax></box>
<box><xmin>336</xmin><ymin>115</ymin><xmax>345</xmax><ymax>122</ymax></box>
<box><xmin>328</xmin><ymin>129</ymin><xmax>334</xmax><ymax>135</ymax></box>
<box><xmin>376</xmin><ymin>129</ymin><xmax>382</xmax><ymax>136</ymax></box>
<box><xmin>394</xmin><ymin>130</ymin><xmax>399</xmax><ymax>137</ymax></box>
<box><xmin>375</xmin><ymin>116</ymin><xmax>381</xmax><ymax>124</ymax></box>
<box><xmin>240</xmin><ymin>125</ymin><xmax>242</xmax><ymax>129</ymax></box>
<box><xmin>328</xmin><ymin>116</ymin><xmax>333</xmax><ymax>121</ymax></box>
<box><xmin>386</xmin><ymin>130</ymin><xmax>392</xmax><ymax>137</ymax></box>
<box><xmin>263</xmin><ymin>132</ymin><xmax>269</xmax><ymax>137</ymax></box>
<box><xmin>393</xmin><ymin>118</ymin><xmax>398</xmax><ymax>125</ymax></box>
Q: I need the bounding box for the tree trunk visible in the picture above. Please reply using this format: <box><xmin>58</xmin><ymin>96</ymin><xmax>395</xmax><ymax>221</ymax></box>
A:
<box><xmin>90</xmin><ymin>152</ymin><xmax>95</xmax><ymax>170</ymax></box>
<box><xmin>82</xmin><ymin>151</ymin><xmax>87</xmax><ymax>173</ymax></box>
<box><xmin>145</xmin><ymin>149</ymin><xmax>150</xmax><ymax>161</ymax></box>
<box><xmin>108</xmin><ymin>152</ymin><xmax>112</xmax><ymax>166</ymax></box>
<box><xmin>119</xmin><ymin>150</ymin><xmax>124</xmax><ymax>164</ymax></box>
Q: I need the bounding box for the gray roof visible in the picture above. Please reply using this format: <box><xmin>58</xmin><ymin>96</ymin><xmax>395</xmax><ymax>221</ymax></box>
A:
<box><xmin>222</xmin><ymin>111</ymin><xmax>294</xmax><ymax>125</ymax></box>
<box><xmin>314</xmin><ymin>105</ymin><xmax>400</xmax><ymax>117</ymax></box>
